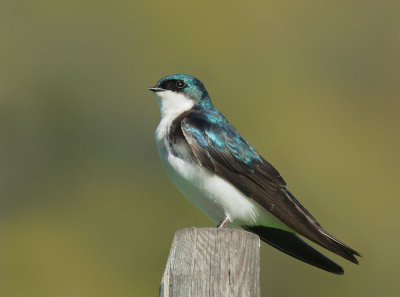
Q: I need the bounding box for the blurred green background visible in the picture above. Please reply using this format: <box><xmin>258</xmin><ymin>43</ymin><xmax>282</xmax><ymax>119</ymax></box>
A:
<box><xmin>1</xmin><ymin>0</ymin><xmax>399</xmax><ymax>296</ymax></box>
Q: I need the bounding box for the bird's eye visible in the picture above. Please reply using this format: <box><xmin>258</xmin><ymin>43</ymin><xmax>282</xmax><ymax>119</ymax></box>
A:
<box><xmin>175</xmin><ymin>80</ymin><xmax>186</xmax><ymax>89</ymax></box>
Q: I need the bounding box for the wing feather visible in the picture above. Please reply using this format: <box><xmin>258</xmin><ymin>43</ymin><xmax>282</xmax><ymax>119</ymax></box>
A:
<box><xmin>179</xmin><ymin>111</ymin><xmax>360</xmax><ymax>263</ymax></box>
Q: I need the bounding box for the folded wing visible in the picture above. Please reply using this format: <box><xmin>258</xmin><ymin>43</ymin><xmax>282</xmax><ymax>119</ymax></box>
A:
<box><xmin>174</xmin><ymin>110</ymin><xmax>360</xmax><ymax>264</ymax></box>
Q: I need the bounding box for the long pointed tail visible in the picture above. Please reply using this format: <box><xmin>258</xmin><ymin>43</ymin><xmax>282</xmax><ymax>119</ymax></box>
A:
<box><xmin>243</xmin><ymin>225</ymin><xmax>345</xmax><ymax>274</ymax></box>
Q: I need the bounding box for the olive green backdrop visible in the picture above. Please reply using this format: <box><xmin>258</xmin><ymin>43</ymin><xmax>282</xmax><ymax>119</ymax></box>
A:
<box><xmin>1</xmin><ymin>0</ymin><xmax>399</xmax><ymax>296</ymax></box>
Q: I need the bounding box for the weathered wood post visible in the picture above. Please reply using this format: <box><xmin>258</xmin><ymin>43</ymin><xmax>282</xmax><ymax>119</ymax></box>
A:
<box><xmin>160</xmin><ymin>227</ymin><xmax>261</xmax><ymax>297</ymax></box>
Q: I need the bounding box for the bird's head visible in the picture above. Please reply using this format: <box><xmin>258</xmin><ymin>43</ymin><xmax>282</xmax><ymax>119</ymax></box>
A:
<box><xmin>149</xmin><ymin>74</ymin><xmax>211</xmax><ymax>118</ymax></box>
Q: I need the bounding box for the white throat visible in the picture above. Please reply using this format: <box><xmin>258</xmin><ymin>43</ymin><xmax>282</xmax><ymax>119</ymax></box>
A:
<box><xmin>155</xmin><ymin>90</ymin><xmax>194</xmax><ymax>120</ymax></box>
<box><xmin>155</xmin><ymin>90</ymin><xmax>195</xmax><ymax>140</ymax></box>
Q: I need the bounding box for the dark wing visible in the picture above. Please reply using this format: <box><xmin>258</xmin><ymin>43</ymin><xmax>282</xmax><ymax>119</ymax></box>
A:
<box><xmin>178</xmin><ymin>111</ymin><xmax>360</xmax><ymax>264</ymax></box>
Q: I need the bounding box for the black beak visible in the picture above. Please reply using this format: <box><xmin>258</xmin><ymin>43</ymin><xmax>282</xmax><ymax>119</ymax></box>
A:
<box><xmin>148</xmin><ymin>86</ymin><xmax>164</xmax><ymax>92</ymax></box>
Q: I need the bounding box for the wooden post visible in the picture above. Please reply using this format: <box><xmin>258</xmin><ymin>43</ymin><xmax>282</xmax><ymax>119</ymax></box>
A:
<box><xmin>160</xmin><ymin>227</ymin><xmax>261</xmax><ymax>297</ymax></box>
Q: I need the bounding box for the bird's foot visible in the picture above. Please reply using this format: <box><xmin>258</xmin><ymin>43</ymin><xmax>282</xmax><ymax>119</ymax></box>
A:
<box><xmin>217</xmin><ymin>217</ymin><xmax>230</xmax><ymax>228</ymax></box>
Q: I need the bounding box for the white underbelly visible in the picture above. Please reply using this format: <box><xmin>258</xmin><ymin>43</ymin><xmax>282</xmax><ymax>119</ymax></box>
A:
<box><xmin>158</xmin><ymin>145</ymin><xmax>289</xmax><ymax>230</ymax></box>
<box><xmin>164</xmin><ymin>153</ymin><xmax>257</xmax><ymax>224</ymax></box>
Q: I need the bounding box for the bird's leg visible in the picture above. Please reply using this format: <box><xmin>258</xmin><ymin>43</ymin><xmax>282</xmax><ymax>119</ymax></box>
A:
<box><xmin>217</xmin><ymin>217</ymin><xmax>230</xmax><ymax>228</ymax></box>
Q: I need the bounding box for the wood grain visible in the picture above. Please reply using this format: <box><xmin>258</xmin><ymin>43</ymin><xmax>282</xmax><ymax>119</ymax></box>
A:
<box><xmin>160</xmin><ymin>228</ymin><xmax>261</xmax><ymax>297</ymax></box>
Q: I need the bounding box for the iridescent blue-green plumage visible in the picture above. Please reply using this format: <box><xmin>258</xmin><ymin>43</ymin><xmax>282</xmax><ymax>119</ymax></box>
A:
<box><xmin>155</xmin><ymin>74</ymin><xmax>210</xmax><ymax>102</ymax></box>
<box><xmin>188</xmin><ymin>106</ymin><xmax>263</xmax><ymax>165</ymax></box>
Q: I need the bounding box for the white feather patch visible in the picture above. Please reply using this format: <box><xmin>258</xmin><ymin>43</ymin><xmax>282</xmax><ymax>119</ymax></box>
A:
<box><xmin>155</xmin><ymin>90</ymin><xmax>194</xmax><ymax>141</ymax></box>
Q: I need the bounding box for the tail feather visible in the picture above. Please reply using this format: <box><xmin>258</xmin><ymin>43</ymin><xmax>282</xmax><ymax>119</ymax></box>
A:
<box><xmin>243</xmin><ymin>225</ymin><xmax>345</xmax><ymax>274</ymax></box>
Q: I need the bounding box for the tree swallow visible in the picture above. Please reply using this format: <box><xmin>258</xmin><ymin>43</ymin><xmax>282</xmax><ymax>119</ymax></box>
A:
<box><xmin>149</xmin><ymin>74</ymin><xmax>360</xmax><ymax>274</ymax></box>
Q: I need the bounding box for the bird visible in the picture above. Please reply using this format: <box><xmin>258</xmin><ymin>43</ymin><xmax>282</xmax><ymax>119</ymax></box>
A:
<box><xmin>148</xmin><ymin>74</ymin><xmax>360</xmax><ymax>274</ymax></box>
